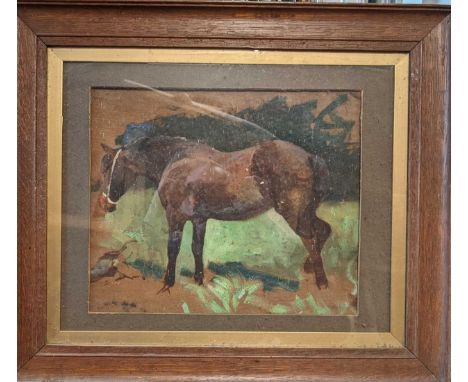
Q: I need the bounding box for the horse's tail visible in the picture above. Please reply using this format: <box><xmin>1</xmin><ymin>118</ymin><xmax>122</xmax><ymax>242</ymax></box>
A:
<box><xmin>293</xmin><ymin>155</ymin><xmax>330</xmax><ymax>238</ymax></box>
<box><xmin>309</xmin><ymin>154</ymin><xmax>330</xmax><ymax>203</ymax></box>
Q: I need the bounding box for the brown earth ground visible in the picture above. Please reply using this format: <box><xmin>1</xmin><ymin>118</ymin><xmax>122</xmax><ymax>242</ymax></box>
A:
<box><xmin>89</xmin><ymin>266</ymin><xmax>356</xmax><ymax>315</ymax></box>
<box><xmin>89</xmin><ymin>192</ymin><xmax>357</xmax><ymax>315</ymax></box>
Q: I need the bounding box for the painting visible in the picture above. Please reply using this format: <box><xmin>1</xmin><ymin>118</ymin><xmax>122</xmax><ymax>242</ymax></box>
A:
<box><xmin>89</xmin><ymin>87</ymin><xmax>361</xmax><ymax>315</ymax></box>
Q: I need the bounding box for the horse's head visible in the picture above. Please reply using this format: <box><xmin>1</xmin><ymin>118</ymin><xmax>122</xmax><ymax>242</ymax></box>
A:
<box><xmin>98</xmin><ymin>143</ymin><xmax>139</xmax><ymax>213</ymax></box>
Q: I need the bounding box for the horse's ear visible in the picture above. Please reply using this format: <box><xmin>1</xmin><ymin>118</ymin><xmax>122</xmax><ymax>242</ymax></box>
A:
<box><xmin>101</xmin><ymin>143</ymin><xmax>115</xmax><ymax>154</ymax></box>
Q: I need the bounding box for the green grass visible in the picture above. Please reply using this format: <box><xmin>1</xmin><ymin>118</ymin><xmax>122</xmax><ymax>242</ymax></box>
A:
<box><xmin>181</xmin><ymin>302</ymin><xmax>190</xmax><ymax>314</ymax></box>
<box><xmin>183</xmin><ymin>276</ymin><xmax>262</xmax><ymax>313</ymax></box>
<box><xmin>96</xmin><ymin>188</ymin><xmax>359</xmax><ymax>314</ymax></box>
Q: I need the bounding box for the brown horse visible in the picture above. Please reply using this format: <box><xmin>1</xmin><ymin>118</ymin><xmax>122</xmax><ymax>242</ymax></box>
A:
<box><xmin>99</xmin><ymin>136</ymin><xmax>331</xmax><ymax>291</ymax></box>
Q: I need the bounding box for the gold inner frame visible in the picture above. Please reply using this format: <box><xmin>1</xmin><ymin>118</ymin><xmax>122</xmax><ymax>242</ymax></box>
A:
<box><xmin>47</xmin><ymin>49</ymin><xmax>408</xmax><ymax>348</ymax></box>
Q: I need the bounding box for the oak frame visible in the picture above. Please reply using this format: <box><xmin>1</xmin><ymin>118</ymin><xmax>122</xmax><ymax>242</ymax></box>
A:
<box><xmin>18</xmin><ymin>1</ymin><xmax>450</xmax><ymax>381</ymax></box>
<box><xmin>47</xmin><ymin>48</ymin><xmax>408</xmax><ymax>349</ymax></box>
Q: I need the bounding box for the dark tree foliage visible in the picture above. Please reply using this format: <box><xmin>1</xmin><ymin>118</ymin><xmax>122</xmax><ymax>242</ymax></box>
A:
<box><xmin>115</xmin><ymin>95</ymin><xmax>360</xmax><ymax>201</ymax></box>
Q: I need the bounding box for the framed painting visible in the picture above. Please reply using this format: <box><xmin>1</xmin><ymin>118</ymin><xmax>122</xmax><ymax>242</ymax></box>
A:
<box><xmin>18</xmin><ymin>2</ymin><xmax>450</xmax><ymax>381</ymax></box>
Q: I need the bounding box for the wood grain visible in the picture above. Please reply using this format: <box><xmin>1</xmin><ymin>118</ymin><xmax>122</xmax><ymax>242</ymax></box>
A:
<box><xmin>406</xmin><ymin>41</ymin><xmax>422</xmax><ymax>356</ymax></box>
<box><xmin>17</xmin><ymin>18</ymin><xmax>47</xmax><ymax>369</ymax></box>
<box><xmin>18</xmin><ymin>4</ymin><xmax>446</xmax><ymax>42</ymax></box>
<box><xmin>15</xmin><ymin>0</ymin><xmax>449</xmax><ymax>9</ymax></box>
<box><xmin>39</xmin><ymin>36</ymin><xmax>418</xmax><ymax>52</ymax></box>
<box><xmin>38</xmin><ymin>345</ymin><xmax>414</xmax><ymax>359</ymax></box>
<box><xmin>19</xmin><ymin>356</ymin><xmax>436</xmax><ymax>382</ymax></box>
<box><xmin>415</xmin><ymin>15</ymin><xmax>451</xmax><ymax>381</ymax></box>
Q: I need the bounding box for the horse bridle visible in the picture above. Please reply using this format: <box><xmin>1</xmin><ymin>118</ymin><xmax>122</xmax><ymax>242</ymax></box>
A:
<box><xmin>102</xmin><ymin>148</ymin><xmax>123</xmax><ymax>205</ymax></box>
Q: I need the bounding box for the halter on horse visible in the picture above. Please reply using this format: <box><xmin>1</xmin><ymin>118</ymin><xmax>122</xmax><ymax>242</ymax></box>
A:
<box><xmin>100</xmin><ymin>148</ymin><xmax>122</xmax><ymax>207</ymax></box>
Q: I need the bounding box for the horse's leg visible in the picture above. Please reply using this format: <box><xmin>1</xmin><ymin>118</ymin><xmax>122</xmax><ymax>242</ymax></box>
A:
<box><xmin>162</xmin><ymin>216</ymin><xmax>186</xmax><ymax>290</ymax></box>
<box><xmin>192</xmin><ymin>218</ymin><xmax>207</xmax><ymax>285</ymax></box>
<box><xmin>301</xmin><ymin>217</ymin><xmax>331</xmax><ymax>290</ymax></box>
<box><xmin>275</xmin><ymin>194</ymin><xmax>330</xmax><ymax>290</ymax></box>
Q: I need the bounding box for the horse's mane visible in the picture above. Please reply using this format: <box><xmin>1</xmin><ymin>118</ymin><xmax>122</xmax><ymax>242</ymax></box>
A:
<box><xmin>122</xmin><ymin>135</ymin><xmax>196</xmax><ymax>151</ymax></box>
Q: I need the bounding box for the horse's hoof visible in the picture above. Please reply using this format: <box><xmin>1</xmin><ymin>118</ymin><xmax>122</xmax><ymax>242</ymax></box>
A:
<box><xmin>194</xmin><ymin>273</ymin><xmax>204</xmax><ymax>286</ymax></box>
<box><xmin>316</xmin><ymin>277</ymin><xmax>329</xmax><ymax>290</ymax></box>
<box><xmin>157</xmin><ymin>284</ymin><xmax>172</xmax><ymax>295</ymax></box>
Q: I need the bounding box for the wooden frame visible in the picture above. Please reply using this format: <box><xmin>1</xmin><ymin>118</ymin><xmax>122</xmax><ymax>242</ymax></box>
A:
<box><xmin>18</xmin><ymin>1</ymin><xmax>450</xmax><ymax>381</ymax></box>
<box><xmin>47</xmin><ymin>48</ymin><xmax>408</xmax><ymax>348</ymax></box>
